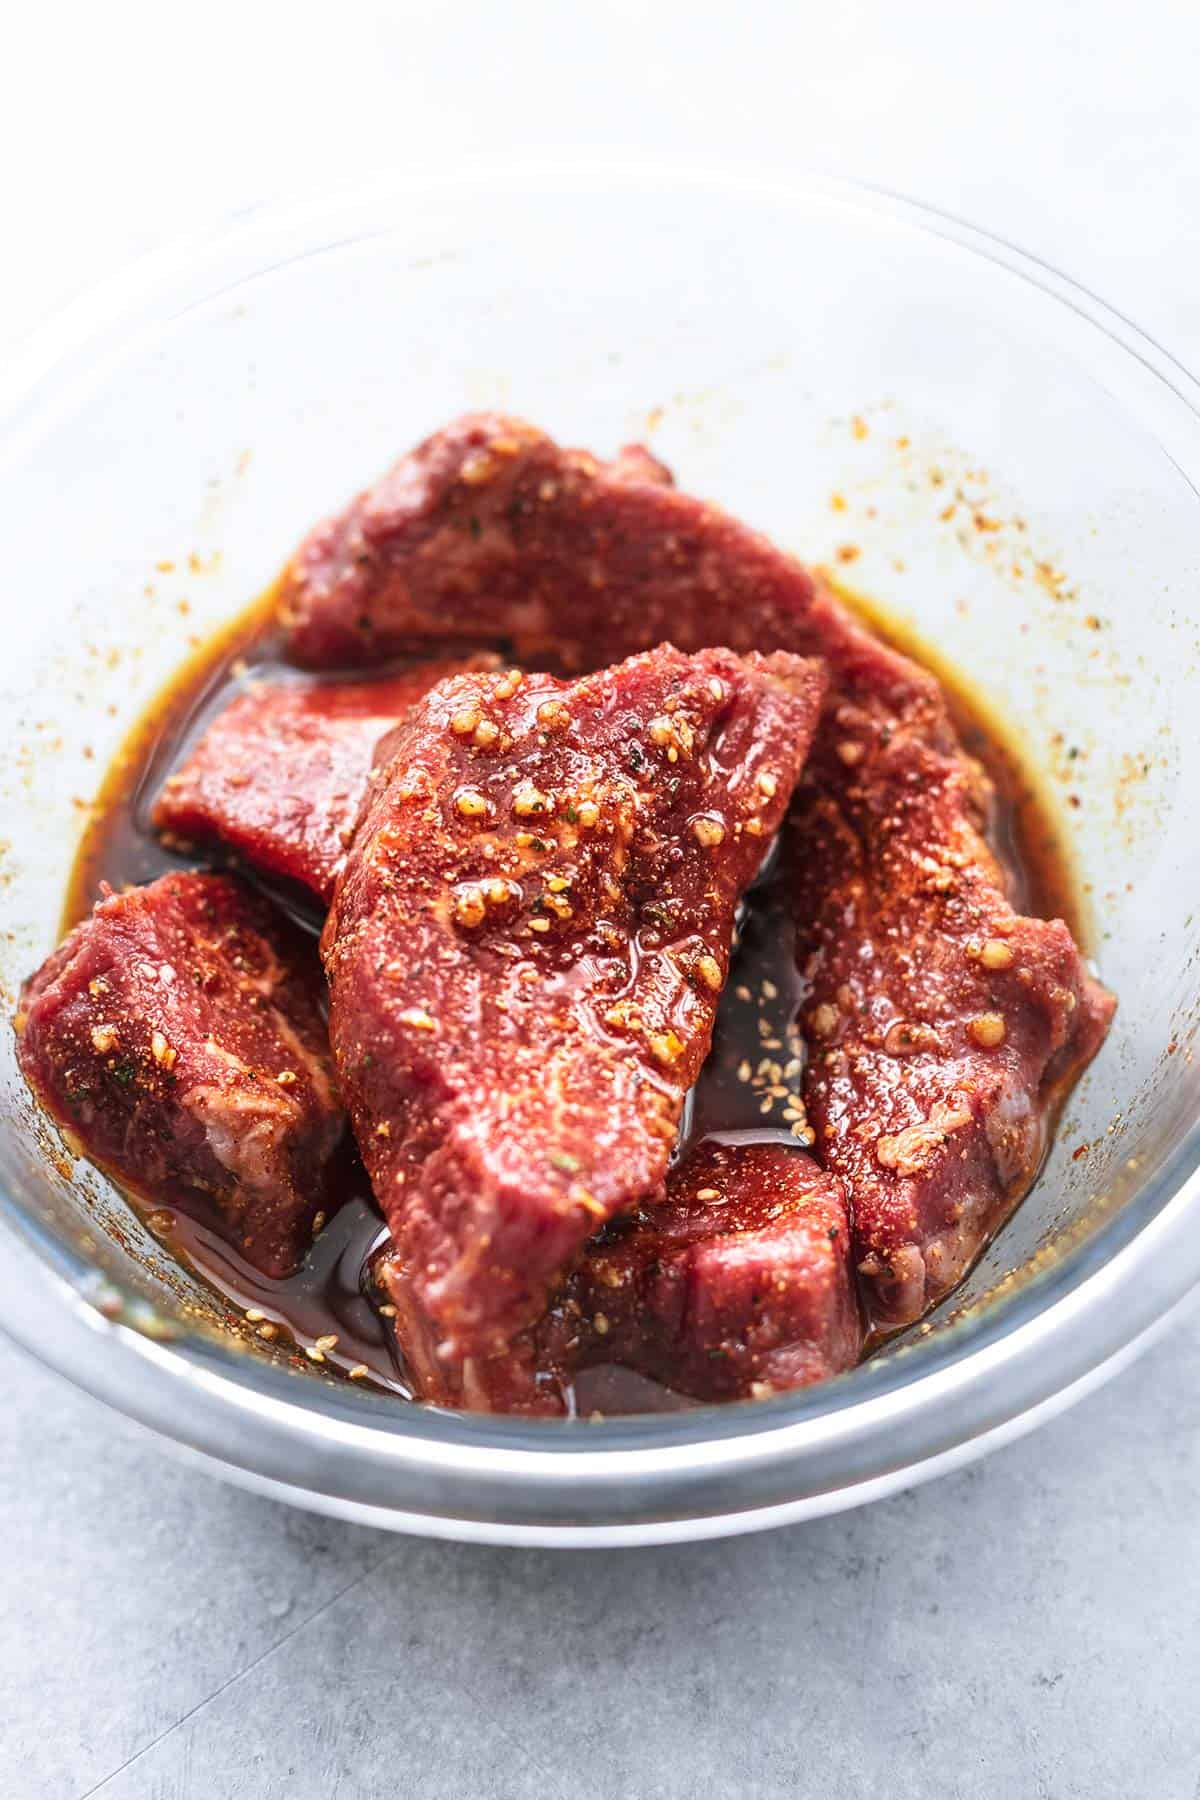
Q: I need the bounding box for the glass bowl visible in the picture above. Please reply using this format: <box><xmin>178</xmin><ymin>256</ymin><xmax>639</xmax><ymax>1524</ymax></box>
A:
<box><xmin>2</xmin><ymin>163</ymin><xmax>1198</xmax><ymax>1545</ymax></box>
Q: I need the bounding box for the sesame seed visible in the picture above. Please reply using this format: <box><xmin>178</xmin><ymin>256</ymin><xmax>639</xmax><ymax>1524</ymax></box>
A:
<box><xmin>810</xmin><ymin>1003</ymin><xmax>839</xmax><ymax>1039</ymax></box>
<box><xmin>378</xmin><ymin>1304</ymin><xmax>398</xmax><ymax>1318</ymax></box>
<box><xmin>837</xmin><ymin>741</ymin><xmax>865</xmax><ymax>766</ymax></box>
<box><xmin>455</xmin><ymin>788</ymin><xmax>489</xmax><ymax>818</ymax></box>
<box><xmin>395</xmin><ymin>769</ymin><xmax>431</xmax><ymax>802</ymax></box>
<box><xmin>694</xmin><ymin>953</ymin><xmax>723</xmax><ymax>992</ymax></box>
<box><xmin>513</xmin><ymin>781</ymin><xmax>552</xmax><ymax>816</ymax></box>
<box><xmin>245</xmin><ymin>1308</ymin><xmax>266</xmax><ymax>1322</ymax></box>
<box><xmin>691</xmin><ymin>816</ymin><xmax>726</xmax><ymax>847</ymax></box>
<box><xmin>761</xmin><ymin>979</ymin><xmax>778</xmax><ymax>1000</ymax></box>
<box><xmin>314</xmin><ymin>1334</ymin><xmax>338</xmax><ymax>1352</ymax></box>
<box><xmin>757</xmin><ymin>771</ymin><xmax>778</xmax><ymax>798</ymax></box>
<box><xmin>979</xmin><ymin>938</ymin><xmax>1015</xmax><ymax>970</ymax></box>
<box><xmin>256</xmin><ymin>1322</ymin><xmax>278</xmax><ymax>1340</ymax></box>
<box><xmin>708</xmin><ymin>678</ymin><xmax>725</xmax><ymax>702</ymax></box>
<box><xmin>275</xmin><ymin>1069</ymin><xmax>297</xmax><ymax>1085</ymax></box>
<box><xmin>399</xmin><ymin>1007</ymin><xmax>437</xmax><ymax>1031</ymax></box>
<box><xmin>969</xmin><ymin>1012</ymin><xmax>1006</xmax><ymax>1047</ymax></box>
<box><xmin>304</xmin><ymin>1345</ymin><xmax>325</xmax><ymax>1363</ymax></box>
<box><xmin>576</xmin><ymin>800</ymin><xmax>600</xmax><ymax>828</ymax></box>
<box><xmin>737</xmin><ymin>1060</ymin><xmax>752</xmax><ymax>1082</ymax></box>
<box><xmin>451</xmin><ymin>703</ymin><xmax>482</xmax><ymax>735</ymax></box>
<box><xmin>348</xmin><ymin>1364</ymin><xmax>369</xmax><ymax>1380</ymax></box>
<box><xmin>453</xmin><ymin>886</ymin><xmax>487</xmax><ymax>928</ymax></box>
<box><xmin>90</xmin><ymin>1023</ymin><xmax>118</xmax><ymax>1053</ymax></box>
<box><xmin>649</xmin><ymin>1030</ymin><xmax>685</xmax><ymax>1065</ymax></box>
<box><xmin>696</xmin><ymin>1188</ymin><xmax>720</xmax><ymax>1200</ymax></box>
<box><xmin>592</xmin><ymin>1312</ymin><xmax>610</xmax><ymax>1335</ymax></box>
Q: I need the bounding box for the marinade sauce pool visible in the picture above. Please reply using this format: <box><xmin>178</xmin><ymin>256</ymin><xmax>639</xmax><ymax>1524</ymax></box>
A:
<box><xmin>62</xmin><ymin>582</ymin><xmax>1085</xmax><ymax>1410</ymax></box>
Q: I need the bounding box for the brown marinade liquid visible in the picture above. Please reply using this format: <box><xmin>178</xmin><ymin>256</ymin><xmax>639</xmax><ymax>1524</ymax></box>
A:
<box><xmin>62</xmin><ymin>584</ymin><xmax>1083</xmax><ymax>1408</ymax></box>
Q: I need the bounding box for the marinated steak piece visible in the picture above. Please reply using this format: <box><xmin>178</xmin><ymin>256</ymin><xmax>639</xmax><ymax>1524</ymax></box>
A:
<box><xmin>323</xmin><ymin>644</ymin><xmax>826</xmax><ymax>1374</ymax></box>
<box><xmin>547</xmin><ymin>1139</ymin><xmax>860</xmax><ymax>1405</ymax></box>
<box><xmin>278</xmin><ymin>415</ymin><xmax>674</xmax><ymax>669</ymax></box>
<box><xmin>273</xmin><ymin>411</ymin><xmax>951</xmax><ymax>707</ymax></box>
<box><xmin>789</xmin><ymin>651</ymin><xmax>1116</xmax><ymax>1327</ymax></box>
<box><xmin>285</xmin><ymin>414</ymin><xmax>1112</xmax><ymax>1327</ymax></box>
<box><xmin>373</xmin><ymin>1139</ymin><xmax>859</xmax><ymax>1412</ymax></box>
<box><xmin>16</xmin><ymin>872</ymin><xmax>345</xmax><ymax>1278</ymax></box>
<box><xmin>153</xmin><ymin>657</ymin><xmax>496</xmax><ymax>902</ymax></box>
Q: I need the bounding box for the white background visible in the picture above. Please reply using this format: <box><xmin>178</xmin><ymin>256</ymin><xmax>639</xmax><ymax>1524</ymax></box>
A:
<box><xmin>4</xmin><ymin>5</ymin><xmax>1200</xmax><ymax>1796</ymax></box>
<box><xmin>4</xmin><ymin>0</ymin><xmax>1199</xmax><ymax>368</ymax></box>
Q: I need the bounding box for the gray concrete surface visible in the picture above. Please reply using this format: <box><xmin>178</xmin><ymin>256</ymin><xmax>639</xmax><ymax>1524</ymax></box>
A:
<box><xmin>4</xmin><ymin>1293</ymin><xmax>1199</xmax><ymax>1799</ymax></box>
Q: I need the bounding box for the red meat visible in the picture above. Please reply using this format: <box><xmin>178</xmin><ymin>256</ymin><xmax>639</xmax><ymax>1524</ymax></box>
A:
<box><xmin>272</xmin><ymin>411</ymin><xmax>949</xmax><ymax>707</ymax></box>
<box><xmin>548</xmin><ymin>1138</ymin><xmax>860</xmax><ymax>1404</ymax></box>
<box><xmin>16</xmin><ymin>872</ymin><xmax>345</xmax><ymax>1278</ymax></box>
<box><xmin>283</xmin><ymin>413</ymin><xmax>1113</xmax><ymax>1327</ymax></box>
<box><xmin>323</xmin><ymin>644</ymin><xmax>826</xmax><ymax>1376</ymax></box>
<box><xmin>277</xmin><ymin>415</ymin><xmax>674</xmax><ymax>669</ymax></box>
<box><xmin>374</xmin><ymin>1139</ymin><xmax>859</xmax><ymax>1413</ymax></box>
<box><xmin>788</xmin><ymin>649</ymin><xmax>1116</xmax><ymax>1327</ymax></box>
<box><xmin>153</xmin><ymin>657</ymin><xmax>496</xmax><ymax>902</ymax></box>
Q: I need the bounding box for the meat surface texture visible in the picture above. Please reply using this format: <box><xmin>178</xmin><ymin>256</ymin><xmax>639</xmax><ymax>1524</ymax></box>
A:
<box><xmin>545</xmin><ymin>1138</ymin><xmax>861</xmax><ymax>1405</ymax></box>
<box><xmin>788</xmin><ymin>647</ymin><xmax>1116</xmax><ymax>1326</ymax></box>
<box><xmin>375</xmin><ymin>1138</ymin><xmax>860</xmax><ymax>1412</ymax></box>
<box><xmin>153</xmin><ymin>658</ymin><xmax>496</xmax><ymax>902</ymax></box>
<box><xmin>17</xmin><ymin>872</ymin><xmax>345</xmax><ymax>1278</ymax></box>
<box><xmin>270</xmin><ymin>411</ymin><xmax>1000</xmax><ymax>710</ymax></box>
<box><xmin>323</xmin><ymin>644</ymin><xmax>826</xmax><ymax>1386</ymax></box>
<box><xmin>278</xmin><ymin>416</ymin><xmax>675</xmax><ymax>669</ymax></box>
<box><xmin>288</xmin><ymin>413</ymin><xmax>1114</xmax><ymax>1327</ymax></box>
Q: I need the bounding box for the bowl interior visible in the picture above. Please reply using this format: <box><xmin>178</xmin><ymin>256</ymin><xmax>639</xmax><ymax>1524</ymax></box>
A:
<box><xmin>2</xmin><ymin>167</ymin><xmax>1198</xmax><ymax>1426</ymax></box>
